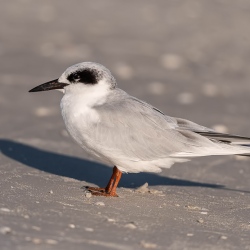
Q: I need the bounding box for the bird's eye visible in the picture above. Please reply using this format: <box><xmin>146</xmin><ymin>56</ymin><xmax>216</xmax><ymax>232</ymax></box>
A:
<box><xmin>72</xmin><ymin>74</ymin><xmax>80</xmax><ymax>82</ymax></box>
<box><xmin>67</xmin><ymin>69</ymin><xmax>99</xmax><ymax>84</ymax></box>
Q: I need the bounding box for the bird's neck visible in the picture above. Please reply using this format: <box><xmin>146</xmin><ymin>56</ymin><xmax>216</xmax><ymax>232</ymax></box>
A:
<box><xmin>63</xmin><ymin>81</ymin><xmax>110</xmax><ymax>108</ymax></box>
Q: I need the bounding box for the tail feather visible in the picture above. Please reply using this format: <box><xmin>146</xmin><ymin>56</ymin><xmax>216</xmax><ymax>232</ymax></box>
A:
<box><xmin>196</xmin><ymin>131</ymin><xmax>250</xmax><ymax>146</ymax></box>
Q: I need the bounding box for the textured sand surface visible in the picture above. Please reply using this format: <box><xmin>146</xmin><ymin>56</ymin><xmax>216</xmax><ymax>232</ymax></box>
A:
<box><xmin>1</xmin><ymin>1</ymin><xmax>250</xmax><ymax>249</ymax></box>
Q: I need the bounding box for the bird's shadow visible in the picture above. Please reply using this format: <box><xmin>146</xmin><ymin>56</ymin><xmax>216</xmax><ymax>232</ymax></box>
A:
<box><xmin>0</xmin><ymin>139</ymin><xmax>247</xmax><ymax>193</ymax></box>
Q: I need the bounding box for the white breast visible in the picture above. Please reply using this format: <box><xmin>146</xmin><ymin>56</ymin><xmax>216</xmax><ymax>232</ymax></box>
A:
<box><xmin>60</xmin><ymin>81</ymin><xmax>110</xmax><ymax>154</ymax></box>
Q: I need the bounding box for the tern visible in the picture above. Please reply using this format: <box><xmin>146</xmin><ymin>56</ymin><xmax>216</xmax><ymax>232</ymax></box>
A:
<box><xmin>29</xmin><ymin>62</ymin><xmax>250</xmax><ymax>197</ymax></box>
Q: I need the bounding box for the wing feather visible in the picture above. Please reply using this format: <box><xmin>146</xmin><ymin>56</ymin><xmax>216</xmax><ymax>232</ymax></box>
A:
<box><xmin>173</xmin><ymin>117</ymin><xmax>250</xmax><ymax>145</ymax></box>
<box><xmin>90</xmin><ymin>91</ymin><xmax>218</xmax><ymax>162</ymax></box>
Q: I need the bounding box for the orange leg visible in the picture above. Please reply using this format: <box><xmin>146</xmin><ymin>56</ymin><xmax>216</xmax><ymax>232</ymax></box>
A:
<box><xmin>86</xmin><ymin>166</ymin><xmax>122</xmax><ymax>197</ymax></box>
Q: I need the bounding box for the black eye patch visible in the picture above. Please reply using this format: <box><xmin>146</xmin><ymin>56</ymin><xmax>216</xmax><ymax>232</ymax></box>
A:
<box><xmin>67</xmin><ymin>69</ymin><xmax>99</xmax><ymax>84</ymax></box>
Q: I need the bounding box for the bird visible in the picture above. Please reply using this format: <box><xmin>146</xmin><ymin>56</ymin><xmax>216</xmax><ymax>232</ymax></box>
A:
<box><xmin>29</xmin><ymin>62</ymin><xmax>250</xmax><ymax>197</ymax></box>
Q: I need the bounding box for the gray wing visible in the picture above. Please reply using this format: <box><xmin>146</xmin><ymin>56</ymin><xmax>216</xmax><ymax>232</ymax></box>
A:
<box><xmin>173</xmin><ymin>117</ymin><xmax>250</xmax><ymax>145</ymax></box>
<box><xmin>91</xmin><ymin>90</ymin><xmax>220</xmax><ymax>161</ymax></box>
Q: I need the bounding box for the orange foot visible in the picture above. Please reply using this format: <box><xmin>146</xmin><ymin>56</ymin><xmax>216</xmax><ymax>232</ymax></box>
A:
<box><xmin>84</xmin><ymin>166</ymin><xmax>122</xmax><ymax>197</ymax></box>
<box><xmin>85</xmin><ymin>186</ymin><xmax>118</xmax><ymax>197</ymax></box>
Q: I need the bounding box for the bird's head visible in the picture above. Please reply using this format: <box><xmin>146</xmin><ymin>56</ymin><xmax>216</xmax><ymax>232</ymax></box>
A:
<box><xmin>29</xmin><ymin>62</ymin><xmax>117</xmax><ymax>93</ymax></box>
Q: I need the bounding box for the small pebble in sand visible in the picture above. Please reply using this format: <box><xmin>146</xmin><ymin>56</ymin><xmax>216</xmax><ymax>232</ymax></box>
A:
<box><xmin>140</xmin><ymin>240</ymin><xmax>157</xmax><ymax>249</ymax></box>
<box><xmin>187</xmin><ymin>233</ymin><xmax>194</xmax><ymax>237</ymax></box>
<box><xmin>220</xmin><ymin>235</ymin><xmax>228</xmax><ymax>240</ymax></box>
<box><xmin>135</xmin><ymin>183</ymin><xmax>162</xmax><ymax>195</ymax></box>
<box><xmin>85</xmin><ymin>192</ymin><xmax>92</xmax><ymax>198</ymax></box>
<box><xmin>107</xmin><ymin>218</ymin><xmax>116</xmax><ymax>222</ymax></box>
<box><xmin>147</xmin><ymin>82</ymin><xmax>166</xmax><ymax>95</ymax></box>
<box><xmin>197</xmin><ymin>218</ymin><xmax>204</xmax><ymax>223</ymax></box>
<box><xmin>49</xmin><ymin>190</ymin><xmax>53</xmax><ymax>194</ymax></box>
<box><xmin>124</xmin><ymin>222</ymin><xmax>137</xmax><ymax>229</ymax></box>
<box><xmin>95</xmin><ymin>201</ymin><xmax>105</xmax><ymax>206</ymax></box>
<box><xmin>186</xmin><ymin>205</ymin><xmax>201</xmax><ymax>210</ymax></box>
<box><xmin>202</xmin><ymin>83</ymin><xmax>219</xmax><ymax>97</ymax></box>
<box><xmin>68</xmin><ymin>224</ymin><xmax>76</xmax><ymax>229</ymax></box>
<box><xmin>32</xmin><ymin>238</ymin><xmax>42</xmax><ymax>244</ymax></box>
<box><xmin>212</xmin><ymin>124</ymin><xmax>229</xmax><ymax>133</ymax></box>
<box><xmin>114</xmin><ymin>62</ymin><xmax>133</xmax><ymax>80</ymax></box>
<box><xmin>200</xmin><ymin>211</ymin><xmax>208</xmax><ymax>215</ymax></box>
<box><xmin>177</xmin><ymin>92</ymin><xmax>194</xmax><ymax>105</ymax></box>
<box><xmin>35</xmin><ymin>201</ymin><xmax>40</xmax><ymax>204</ymax></box>
<box><xmin>32</xmin><ymin>226</ymin><xmax>41</xmax><ymax>231</ymax></box>
<box><xmin>161</xmin><ymin>54</ymin><xmax>184</xmax><ymax>70</ymax></box>
<box><xmin>46</xmin><ymin>239</ymin><xmax>58</xmax><ymax>245</ymax></box>
<box><xmin>0</xmin><ymin>227</ymin><xmax>11</xmax><ymax>235</ymax></box>
<box><xmin>0</xmin><ymin>208</ymin><xmax>11</xmax><ymax>213</ymax></box>
<box><xmin>135</xmin><ymin>183</ymin><xmax>149</xmax><ymax>193</ymax></box>
<box><xmin>84</xmin><ymin>227</ymin><xmax>94</xmax><ymax>232</ymax></box>
<box><xmin>34</xmin><ymin>107</ymin><xmax>54</xmax><ymax>117</ymax></box>
<box><xmin>24</xmin><ymin>215</ymin><xmax>30</xmax><ymax>219</ymax></box>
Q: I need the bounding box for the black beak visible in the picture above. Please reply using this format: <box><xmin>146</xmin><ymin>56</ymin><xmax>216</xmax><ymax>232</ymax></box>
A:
<box><xmin>29</xmin><ymin>79</ymin><xmax>69</xmax><ymax>92</ymax></box>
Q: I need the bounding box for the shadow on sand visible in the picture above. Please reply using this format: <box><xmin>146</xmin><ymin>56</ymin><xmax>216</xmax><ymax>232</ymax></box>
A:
<box><xmin>0</xmin><ymin>139</ymin><xmax>247</xmax><ymax>193</ymax></box>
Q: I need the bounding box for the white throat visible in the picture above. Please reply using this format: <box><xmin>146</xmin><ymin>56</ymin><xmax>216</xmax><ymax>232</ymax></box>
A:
<box><xmin>63</xmin><ymin>80</ymin><xmax>110</xmax><ymax>107</ymax></box>
<box><xmin>60</xmin><ymin>80</ymin><xmax>111</xmax><ymax>134</ymax></box>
